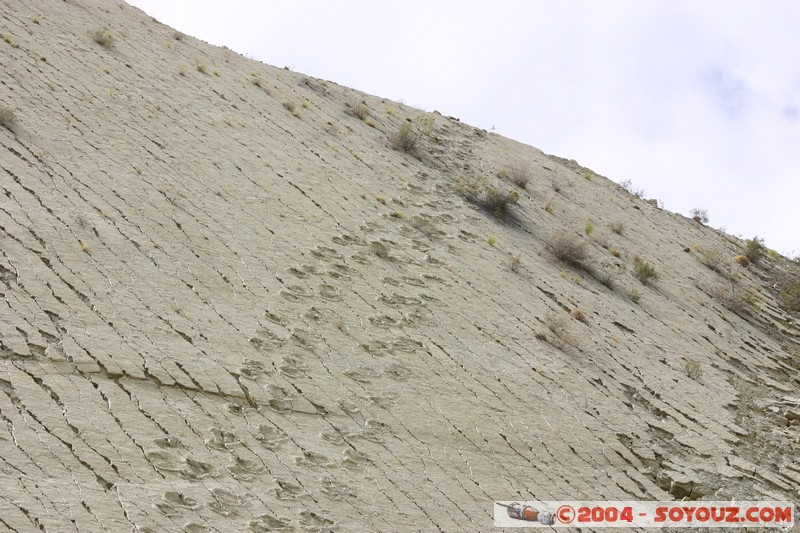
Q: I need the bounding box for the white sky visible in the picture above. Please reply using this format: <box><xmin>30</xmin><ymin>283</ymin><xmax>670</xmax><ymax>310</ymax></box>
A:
<box><xmin>128</xmin><ymin>1</ymin><xmax>799</xmax><ymax>256</ymax></box>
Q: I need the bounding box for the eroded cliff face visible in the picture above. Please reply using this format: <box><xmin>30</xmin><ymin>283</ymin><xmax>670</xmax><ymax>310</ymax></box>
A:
<box><xmin>1</xmin><ymin>1</ymin><xmax>798</xmax><ymax>531</ymax></box>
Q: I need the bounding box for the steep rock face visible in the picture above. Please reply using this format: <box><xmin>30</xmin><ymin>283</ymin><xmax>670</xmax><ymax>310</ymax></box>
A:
<box><xmin>1</xmin><ymin>1</ymin><xmax>798</xmax><ymax>531</ymax></box>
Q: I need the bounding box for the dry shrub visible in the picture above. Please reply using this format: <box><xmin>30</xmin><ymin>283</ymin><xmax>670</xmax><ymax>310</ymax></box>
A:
<box><xmin>92</xmin><ymin>29</ymin><xmax>114</xmax><ymax>48</ymax></box>
<box><xmin>345</xmin><ymin>99</ymin><xmax>370</xmax><ymax>120</ymax></box>
<box><xmin>594</xmin><ymin>261</ymin><xmax>620</xmax><ymax>289</ymax></box>
<box><xmin>540</xmin><ymin>313</ymin><xmax>575</xmax><ymax>351</ymax></box>
<box><xmin>502</xmin><ymin>162</ymin><xmax>532</xmax><ymax>189</ymax></box>
<box><xmin>546</xmin><ymin>232</ymin><xmax>589</xmax><ymax>268</ymax></box>
<box><xmin>570</xmin><ymin>308</ymin><xmax>588</xmax><ymax>324</ymax></box>
<box><xmin>697</xmin><ymin>247</ymin><xmax>728</xmax><ymax>276</ymax></box>
<box><xmin>732</xmin><ymin>255</ymin><xmax>750</xmax><ymax>268</ymax></box>
<box><xmin>610</xmin><ymin>221</ymin><xmax>625</xmax><ymax>235</ymax></box>
<box><xmin>710</xmin><ymin>277</ymin><xmax>759</xmax><ymax>314</ymax></box>
<box><xmin>690</xmin><ymin>208</ymin><xmax>709</xmax><ymax>224</ymax></box>
<box><xmin>621</xmin><ymin>179</ymin><xmax>645</xmax><ymax>198</ymax></box>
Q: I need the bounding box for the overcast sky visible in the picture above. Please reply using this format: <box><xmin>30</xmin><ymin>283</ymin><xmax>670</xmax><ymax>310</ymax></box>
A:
<box><xmin>128</xmin><ymin>1</ymin><xmax>799</xmax><ymax>257</ymax></box>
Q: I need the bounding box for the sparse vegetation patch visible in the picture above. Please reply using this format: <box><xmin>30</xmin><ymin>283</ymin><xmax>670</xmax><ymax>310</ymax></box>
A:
<box><xmin>345</xmin><ymin>99</ymin><xmax>370</xmax><ymax>120</ymax></box>
<box><xmin>391</xmin><ymin>122</ymin><xmax>417</xmax><ymax>152</ymax></box>
<box><xmin>92</xmin><ymin>29</ymin><xmax>114</xmax><ymax>48</ymax></box>
<box><xmin>538</xmin><ymin>313</ymin><xmax>575</xmax><ymax>351</ymax></box>
<box><xmin>501</xmin><ymin>162</ymin><xmax>532</xmax><ymax>189</ymax></box>
<box><xmin>697</xmin><ymin>247</ymin><xmax>728</xmax><ymax>276</ymax></box>
<box><xmin>733</xmin><ymin>255</ymin><xmax>750</xmax><ymax>268</ymax></box>
<box><xmin>633</xmin><ymin>256</ymin><xmax>658</xmax><ymax>285</ymax></box>
<box><xmin>620</xmin><ymin>179</ymin><xmax>645</xmax><ymax>198</ymax></box>
<box><xmin>690</xmin><ymin>208</ymin><xmax>709</xmax><ymax>224</ymax></box>
<box><xmin>684</xmin><ymin>358</ymin><xmax>703</xmax><ymax>380</ymax></box>
<box><xmin>570</xmin><ymin>308</ymin><xmax>588</xmax><ymax>324</ymax></box>
<box><xmin>743</xmin><ymin>236</ymin><xmax>765</xmax><ymax>264</ymax></box>
<box><xmin>594</xmin><ymin>261</ymin><xmax>620</xmax><ymax>288</ymax></box>
<box><xmin>710</xmin><ymin>276</ymin><xmax>759</xmax><ymax>314</ymax></box>
<box><xmin>461</xmin><ymin>180</ymin><xmax>519</xmax><ymax>221</ymax></box>
<box><xmin>546</xmin><ymin>232</ymin><xmax>589</xmax><ymax>268</ymax></box>
<box><xmin>371</xmin><ymin>241</ymin><xmax>391</xmax><ymax>259</ymax></box>
<box><xmin>773</xmin><ymin>270</ymin><xmax>800</xmax><ymax>313</ymax></box>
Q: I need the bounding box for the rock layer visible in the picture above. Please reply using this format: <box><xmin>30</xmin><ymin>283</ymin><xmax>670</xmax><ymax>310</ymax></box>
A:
<box><xmin>1</xmin><ymin>1</ymin><xmax>798</xmax><ymax>531</ymax></box>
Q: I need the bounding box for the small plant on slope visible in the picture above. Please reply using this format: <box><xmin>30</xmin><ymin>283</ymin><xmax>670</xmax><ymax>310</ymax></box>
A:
<box><xmin>633</xmin><ymin>256</ymin><xmax>658</xmax><ymax>285</ymax></box>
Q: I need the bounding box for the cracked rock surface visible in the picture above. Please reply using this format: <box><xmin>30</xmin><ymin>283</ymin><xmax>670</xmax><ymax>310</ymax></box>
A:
<box><xmin>1</xmin><ymin>1</ymin><xmax>798</xmax><ymax>531</ymax></box>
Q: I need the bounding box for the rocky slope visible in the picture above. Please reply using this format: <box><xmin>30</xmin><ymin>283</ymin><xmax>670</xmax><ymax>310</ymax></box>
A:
<box><xmin>1</xmin><ymin>1</ymin><xmax>798</xmax><ymax>531</ymax></box>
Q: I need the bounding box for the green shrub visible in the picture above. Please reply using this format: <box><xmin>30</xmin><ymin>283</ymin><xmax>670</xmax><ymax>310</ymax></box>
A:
<box><xmin>633</xmin><ymin>256</ymin><xmax>658</xmax><ymax>285</ymax></box>
<box><xmin>584</xmin><ymin>221</ymin><xmax>594</xmax><ymax>236</ymax></box>
<box><xmin>391</xmin><ymin>122</ymin><xmax>417</xmax><ymax>152</ymax></box>
<box><xmin>743</xmin><ymin>236</ymin><xmax>765</xmax><ymax>264</ymax></box>
<box><xmin>462</xmin><ymin>181</ymin><xmax>519</xmax><ymax>220</ymax></box>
